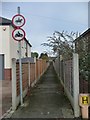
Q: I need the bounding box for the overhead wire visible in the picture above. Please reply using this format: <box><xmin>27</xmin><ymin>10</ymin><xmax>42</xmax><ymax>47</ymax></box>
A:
<box><xmin>1</xmin><ymin>7</ymin><xmax>87</xmax><ymax>27</ymax></box>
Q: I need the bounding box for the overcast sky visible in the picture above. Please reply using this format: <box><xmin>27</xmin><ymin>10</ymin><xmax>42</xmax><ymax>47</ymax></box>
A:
<box><xmin>1</xmin><ymin>2</ymin><xmax>88</xmax><ymax>55</ymax></box>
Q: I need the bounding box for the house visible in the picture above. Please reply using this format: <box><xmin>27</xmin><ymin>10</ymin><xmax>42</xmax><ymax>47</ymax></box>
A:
<box><xmin>74</xmin><ymin>28</ymin><xmax>89</xmax><ymax>55</ymax></box>
<box><xmin>74</xmin><ymin>28</ymin><xmax>89</xmax><ymax>81</ymax></box>
<box><xmin>0</xmin><ymin>17</ymin><xmax>32</xmax><ymax>80</ymax></box>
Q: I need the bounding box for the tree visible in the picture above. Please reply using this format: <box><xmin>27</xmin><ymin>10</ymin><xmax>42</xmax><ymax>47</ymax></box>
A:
<box><xmin>39</xmin><ymin>53</ymin><xmax>49</xmax><ymax>61</ymax></box>
<box><xmin>41</xmin><ymin>30</ymin><xmax>79</xmax><ymax>60</ymax></box>
<box><xmin>31</xmin><ymin>52</ymin><xmax>39</xmax><ymax>58</ymax></box>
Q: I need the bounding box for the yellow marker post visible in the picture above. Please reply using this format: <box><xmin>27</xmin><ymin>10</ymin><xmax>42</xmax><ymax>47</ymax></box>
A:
<box><xmin>79</xmin><ymin>94</ymin><xmax>90</xmax><ymax>119</ymax></box>
<box><xmin>82</xmin><ymin>96</ymin><xmax>89</xmax><ymax>105</ymax></box>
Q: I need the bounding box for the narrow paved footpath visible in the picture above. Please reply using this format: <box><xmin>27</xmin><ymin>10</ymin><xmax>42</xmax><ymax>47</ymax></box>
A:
<box><xmin>11</xmin><ymin>63</ymin><xmax>74</xmax><ymax>118</ymax></box>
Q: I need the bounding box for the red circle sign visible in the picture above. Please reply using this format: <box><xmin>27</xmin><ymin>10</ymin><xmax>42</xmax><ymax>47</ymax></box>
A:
<box><xmin>12</xmin><ymin>28</ymin><xmax>25</xmax><ymax>41</ymax></box>
<box><xmin>12</xmin><ymin>14</ymin><xmax>25</xmax><ymax>28</ymax></box>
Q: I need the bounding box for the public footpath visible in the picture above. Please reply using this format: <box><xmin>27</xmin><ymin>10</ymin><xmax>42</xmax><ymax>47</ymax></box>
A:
<box><xmin>11</xmin><ymin>63</ymin><xmax>74</xmax><ymax>118</ymax></box>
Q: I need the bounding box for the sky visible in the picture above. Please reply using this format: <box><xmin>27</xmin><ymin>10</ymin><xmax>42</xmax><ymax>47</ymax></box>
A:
<box><xmin>0</xmin><ymin>2</ymin><xmax>88</xmax><ymax>56</ymax></box>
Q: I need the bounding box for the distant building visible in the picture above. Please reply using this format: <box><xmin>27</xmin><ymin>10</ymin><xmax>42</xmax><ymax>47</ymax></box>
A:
<box><xmin>0</xmin><ymin>17</ymin><xmax>32</xmax><ymax>80</ymax></box>
<box><xmin>74</xmin><ymin>28</ymin><xmax>89</xmax><ymax>56</ymax></box>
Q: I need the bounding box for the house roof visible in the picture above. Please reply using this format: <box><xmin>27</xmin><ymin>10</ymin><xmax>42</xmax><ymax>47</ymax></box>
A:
<box><xmin>0</xmin><ymin>17</ymin><xmax>32</xmax><ymax>47</ymax></box>
<box><xmin>0</xmin><ymin>17</ymin><xmax>12</xmax><ymax>25</ymax></box>
<box><xmin>24</xmin><ymin>38</ymin><xmax>32</xmax><ymax>47</ymax></box>
<box><xmin>74</xmin><ymin>28</ymin><xmax>90</xmax><ymax>42</ymax></box>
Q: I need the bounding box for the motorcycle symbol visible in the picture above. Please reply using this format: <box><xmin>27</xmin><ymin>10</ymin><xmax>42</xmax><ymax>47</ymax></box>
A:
<box><xmin>15</xmin><ymin>31</ymin><xmax>23</xmax><ymax>37</ymax></box>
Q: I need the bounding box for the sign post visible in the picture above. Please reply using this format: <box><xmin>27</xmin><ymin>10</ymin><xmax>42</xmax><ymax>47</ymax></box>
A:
<box><xmin>12</xmin><ymin>6</ymin><xmax>26</xmax><ymax>106</ymax></box>
<box><xmin>18</xmin><ymin>6</ymin><xmax>23</xmax><ymax>106</ymax></box>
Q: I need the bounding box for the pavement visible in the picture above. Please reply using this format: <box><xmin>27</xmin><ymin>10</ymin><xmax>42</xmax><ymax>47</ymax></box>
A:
<box><xmin>0</xmin><ymin>80</ymin><xmax>12</xmax><ymax>118</ymax></box>
<box><xmin>11</xmin><ymin>62</ymin><xmax>74</xmax><ymax>118</ymax></box>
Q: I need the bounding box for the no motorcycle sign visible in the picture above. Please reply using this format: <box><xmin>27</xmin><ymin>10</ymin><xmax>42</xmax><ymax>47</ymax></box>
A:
<box><xmin>12</xmin><ymin>28</ymin><xmax>25</xmax><ymax>41</ymax></box>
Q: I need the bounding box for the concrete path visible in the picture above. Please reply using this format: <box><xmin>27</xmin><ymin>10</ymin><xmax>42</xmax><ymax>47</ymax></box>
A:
<box><xmin>11</xmin><ymin>63</ymin><xmax>74</xmax><ymax>118</ymax></box>
<box><xmin>0</xmin><ymin>80</ymin><xmax>12</xmax><ymax>118</ymax></box>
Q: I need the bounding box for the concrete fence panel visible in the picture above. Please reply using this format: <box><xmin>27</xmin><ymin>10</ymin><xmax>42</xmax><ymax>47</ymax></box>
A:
<box><xmin>53</xmin><ymin>53</ymin><xmax>80</xmax><ymax>117</ymax></box>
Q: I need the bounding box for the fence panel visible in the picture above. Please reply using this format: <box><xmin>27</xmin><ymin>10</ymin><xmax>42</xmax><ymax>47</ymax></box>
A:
<box><xmin>22</xmin><ymin>63</ymin><xmax>28</xmax><ymax>91</ymax></box>
<box><xmin>12</xmin><ymin>58</ymin><xmax>49</xmax><ymax>110</ymax></box>
<box><xmin>16</xmin><ymin>62</ymin><xmax>29</xmax><ymax>96</ymax></box>
<box><xmin>53</xmin><ymin>53</ymin><xmax>80</xmax><ymax>117</ymax></box>
<box><xmin>30</xmin><ymin>63</ymin><xmax>35</xmax><ymax>84</ymax></box>
<box><xmin>64</xmin><ymin>60</ymin><xmax>73</xmax><ymax>96</ymax></box>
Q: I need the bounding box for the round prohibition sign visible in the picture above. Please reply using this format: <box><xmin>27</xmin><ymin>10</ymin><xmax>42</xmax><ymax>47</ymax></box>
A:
<box><xmin>12</xmin><ymin>28</ymin><xmax>25</xmax><ymax>41</ymax></box>
<box><xmin>12</xmin><ymin>14</ymin><xmax>25</xmax><ymax>28</ymax></box>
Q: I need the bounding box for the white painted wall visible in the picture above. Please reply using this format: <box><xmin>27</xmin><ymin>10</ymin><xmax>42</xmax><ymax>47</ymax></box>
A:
<box><xmin>0</xmin><ymin>26</ymin><xmax>2</xmax><ymax>53</ymax></box>
<box><xmin>27</xmin><ymin>44</ymin><xmax>31</xmax><ymax>57</ymax></box>
<box><xmin>0</xmin><ymin>25</ymin><xmax>31</xmax><ymax>68</ymax></box>
<box><xmin>0</xmin><ymin>26</ymin><xmax>10</xmax><ymax>68</ymax></box>
<box><xmin>9</xmin><ymin>26</ymin><xmax>19</xmax><ymax>68</ymax></box>
<box><xmin>21</xmin><ymin>40</ymin><xmax>27</xmax><ymax>58</ymax></box>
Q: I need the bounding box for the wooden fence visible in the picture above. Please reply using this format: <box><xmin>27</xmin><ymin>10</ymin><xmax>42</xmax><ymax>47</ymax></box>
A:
<box><xmin>12</xmin><ymin>58</ymin><xmax>49</xmax><ymax>111</ymax></box>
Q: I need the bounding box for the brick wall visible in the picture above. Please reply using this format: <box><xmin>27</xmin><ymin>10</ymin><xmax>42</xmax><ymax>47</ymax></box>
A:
<box><xmin>4</xmin><ymin>69</ymin><xmax>12</xmax><ymax>81</ymax></box>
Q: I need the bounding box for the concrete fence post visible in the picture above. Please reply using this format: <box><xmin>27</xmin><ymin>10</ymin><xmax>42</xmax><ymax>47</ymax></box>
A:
<box><xmin>73</xmin><ymin>53</ymin><xmax>80</xmax><ymax>117</ymax></box>
<box><xmin>12</xmin><ymin>58</ymin><xmax>17</xmax><ymax>111</ymax></box>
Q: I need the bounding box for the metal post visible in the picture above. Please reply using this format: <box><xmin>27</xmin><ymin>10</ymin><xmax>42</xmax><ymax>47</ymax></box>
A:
<box><xmin>18</xmin><ymin>6</ymin><xmax>23</xmax><ymax>105</ymax></box>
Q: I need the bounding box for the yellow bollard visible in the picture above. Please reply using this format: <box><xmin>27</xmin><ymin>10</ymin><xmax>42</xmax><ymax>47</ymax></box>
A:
<box><xmin>79</xmin><ymin>93</ymin><xmax>90</xmax><ymax>119</ymax></box>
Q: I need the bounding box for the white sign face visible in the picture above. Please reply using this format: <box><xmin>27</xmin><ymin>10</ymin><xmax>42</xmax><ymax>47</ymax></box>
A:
<box><xmin>12</xmin><ymin>14</ymin><xmax>25</xmax><ymax>27</ymax></box>
<box><xmin>12</xmin><ymin>28</ymin><xmax>25</xmax><ymax>41</ymax></box>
